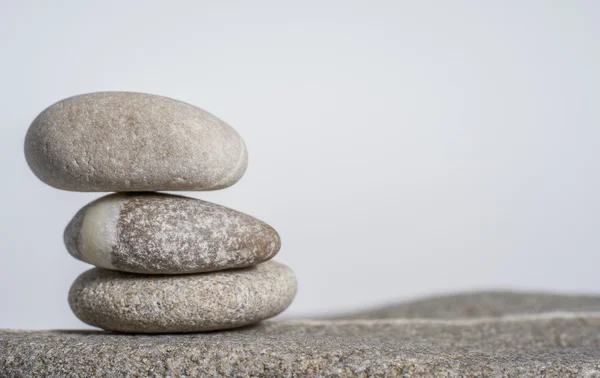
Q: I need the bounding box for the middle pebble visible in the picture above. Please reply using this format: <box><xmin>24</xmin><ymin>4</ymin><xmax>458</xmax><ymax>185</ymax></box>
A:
<box><xmin>64</xmin><ymin>193</ymin><xmax>281</xmax><ymax>274</ymax></box>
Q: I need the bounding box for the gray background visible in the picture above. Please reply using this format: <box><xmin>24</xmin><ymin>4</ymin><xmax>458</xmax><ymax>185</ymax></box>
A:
<box><xmin>1</xmin><ymin>1</ymin><xmax>599</xmax><ymax>330</ymax></box>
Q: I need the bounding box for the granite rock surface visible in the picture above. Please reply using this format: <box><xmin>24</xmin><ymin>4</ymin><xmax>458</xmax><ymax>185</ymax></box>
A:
<box><xmin>2</xmin><ymin>311</ymin><xmax>600</xmax><ymax>377</ymax></box>
<box><xmin>68</xmin><ymin>261</ymin><xmax>297</xmax><ymax>333</ymax></box>
<box><xmin>25</xmin><ymin>92</ymin><xmax>247</xmax><ymax>192</ymax></box>
<box><xmin>334</xmin><ymin>290</ymin><xmax>600</xmax><ymax>319</ymax></box>
<box><xmin>65</xmin><ymin>193</ymin><xmax>280</xmax><ymax>274</ymax></box>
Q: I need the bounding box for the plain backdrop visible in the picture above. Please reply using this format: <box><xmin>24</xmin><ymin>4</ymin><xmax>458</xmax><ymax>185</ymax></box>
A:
<box><xmin>1</xmin><ymin>1</ymin><xmax>599</xmax><ymax>330</ymax></box>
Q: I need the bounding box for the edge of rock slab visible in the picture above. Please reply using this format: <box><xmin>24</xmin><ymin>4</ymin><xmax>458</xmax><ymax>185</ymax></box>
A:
<box><xmin>2</xmin><ymin>313</ymin><xmax>600</xmax><ymax>377</ymax></box>
<box><xmin>330</xmin><ymin>290</ymin><xmax>600</xmax><ymax>320</ymax></box>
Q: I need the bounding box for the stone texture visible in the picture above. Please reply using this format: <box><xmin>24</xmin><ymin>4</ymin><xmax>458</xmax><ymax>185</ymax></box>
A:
<box><xmin>65</xmin><ymin>193</ymin><xmax>280</xmax><ymax>274</ymax></box>
<box><xmin>3</xmin><ymin>312</ymin><xmax>600</xmax><ymax>377</ymax></box>
<box><xmin>24</xmin><ymin>92</ymin><xmax>247</xmax><ymax>192</ymax></box>
<box><xmin>333</xmin><ymin>291</ymin><xmax>600</xmax><ymax>320</ymax></box>
<box><xmin>68</xmin><ymin>261</ymin><xmax>297</xmax><ymax>333</ymax></box>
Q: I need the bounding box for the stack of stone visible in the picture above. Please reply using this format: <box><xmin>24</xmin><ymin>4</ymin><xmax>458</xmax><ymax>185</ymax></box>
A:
<box><xmin>24</xmin><ymin>92</ymin><xmax>297</xmax><ymax>333</ymax></box>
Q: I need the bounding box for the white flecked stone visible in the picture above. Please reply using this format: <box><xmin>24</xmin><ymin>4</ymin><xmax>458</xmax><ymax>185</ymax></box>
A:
<box><xmin>64</xmin><ymin>193</ymin><xmax>281</xmax><ymax>274</ymax></box>
<box><xmin>24</xmin><ymin>92</ymin><xmax>248</xmax><ymax>192</ymax></box>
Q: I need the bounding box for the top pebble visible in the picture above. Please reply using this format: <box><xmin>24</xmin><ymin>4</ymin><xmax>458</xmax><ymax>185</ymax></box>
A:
<box><xmin>24</xmin><ymin>92</ymin><xmax>248</xmax><ymax>192</ymax></box>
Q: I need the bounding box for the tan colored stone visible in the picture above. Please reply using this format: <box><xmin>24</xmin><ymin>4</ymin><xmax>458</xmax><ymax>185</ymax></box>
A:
<box><xmin>68</xmin><ymin>261</ymin><xmax>297</xmax><ymax>333</ymax></box>
<box><xmin>25</xmin><ymin>92</ymin><xmax>247</xmax><ymax>192</ymax></box>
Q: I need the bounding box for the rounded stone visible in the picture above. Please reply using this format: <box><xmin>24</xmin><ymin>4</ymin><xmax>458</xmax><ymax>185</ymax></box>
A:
<box><xmin>64</xmin><ymin>193</ymin><xmax>281</xmax><ymax>274</ymax></box>
<box><xmin>68</xmin><ymin>261</ymin><xmax>297</xmax><ymax>333</ymax></box>
<box><xmin>24</xmin><ymin>92</ymin><xmax>248</xmax><ymax>192</ymax></box>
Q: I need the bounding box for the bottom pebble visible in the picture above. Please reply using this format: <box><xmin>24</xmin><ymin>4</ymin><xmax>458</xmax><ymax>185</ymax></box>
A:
<box><xmin>68</xmin><ymin>261</ymin><xmax>297</xmax><ymax>333</ymax></box>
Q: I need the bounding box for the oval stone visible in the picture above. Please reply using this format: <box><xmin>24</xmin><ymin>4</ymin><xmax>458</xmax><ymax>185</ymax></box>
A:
<box><xmin>25</xmin><ymin>92</ymin><xmax>247</xmax><ymax>191</ymax></box>
<box><xmin>64</xmin><ymin>193</ymin><xmax>281</xmax><ymax>274</ymax></box>
<box><xmin>68</xmin><ymin>261</ymin><xmax>297</xmax><ymax>333</ymax></box>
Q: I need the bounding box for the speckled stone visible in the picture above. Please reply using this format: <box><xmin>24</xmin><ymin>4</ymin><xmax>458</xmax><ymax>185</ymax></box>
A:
<box><xmin>68</xmin><ymin>261</ymin><xmax>296</xmax><ymax>333</ymax></box>
<box><xmin>3</xmin><ymin>312</ymin><xmax>600</xmax><ymax>377</ymax></box>
<box><xmin>333</xmin><ymin>291</ymin><xmax>600</xmax><ymax>320</ymax></box>
<box><xmin>24</xmin><ymin>92</ymin><xmax>247</xmax><ymax>192</ymax></box>
<box><xmin>64</xmin><ymin>193</ymin><xmax>280</xmax><ymax>274</ymax></box>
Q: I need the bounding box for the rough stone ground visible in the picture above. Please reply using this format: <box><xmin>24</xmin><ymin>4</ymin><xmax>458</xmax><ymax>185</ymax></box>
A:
<box><xmin>3</xmin><ymin>291</ymin><xmax>600</xmax><ymax>377</ymax></box>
